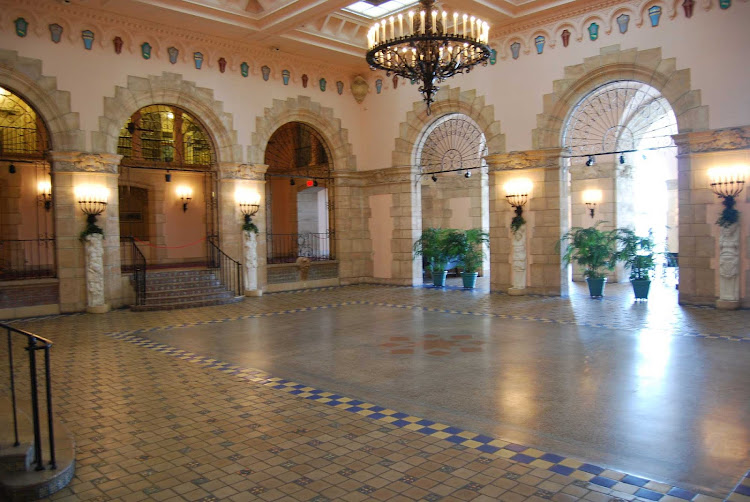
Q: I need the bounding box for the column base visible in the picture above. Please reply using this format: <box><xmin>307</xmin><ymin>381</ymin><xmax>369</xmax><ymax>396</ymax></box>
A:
<box><xmin>508</xmin><ymin>287</ymin><xmax>526</xmax><ymax>296</ymax></box>
<box><xmin>716</xmin><ymin>299</ymin><xmax>740</xmax><ymax>310</ymax></box>
<box><xmin>245</xmin><ymin>290</ymin><xmax>263</xmax><ymax>297</ymax></box>
<box><xmin>86</xmin><ymin>304</ymin><xmax>111</xmax><ymax>314</ymax></box>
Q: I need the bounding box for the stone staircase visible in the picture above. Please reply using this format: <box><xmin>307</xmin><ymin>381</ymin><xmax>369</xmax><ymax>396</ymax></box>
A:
<box><xmin>0</xmin><ymin>397</ymin><xmax>75</xmax><ymax>500</ymax></box>
<box><xmin>131</xmin><ymin>268</ymin><xmax>243</xmax><ymax>311</ymax></box>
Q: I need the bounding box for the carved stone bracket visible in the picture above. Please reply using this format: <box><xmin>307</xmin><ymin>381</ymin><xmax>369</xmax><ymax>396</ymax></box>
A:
<box><xmin>486</xmin><ymin>148</ymin><xmax>563</xmax><ymax>171</ymax></box>
<box><xmin>219</xmin><ymin>162</ymin><xmax>269</xmax><ymax>181</ymax></box>
<box><xmin>673</xmin><ymin>125</ymin><xmax>750</xmax><ymax>156</ymax></box>
<box><xmin>48</xmin><ymin>151</ymin><xmax>122</xmax><ymax>173</ymax></box>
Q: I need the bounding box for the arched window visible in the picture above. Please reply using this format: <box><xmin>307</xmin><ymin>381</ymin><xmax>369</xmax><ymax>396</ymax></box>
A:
<box><xmin>0</xmin><ymin>86</ymin><xmax>54</xmax><ymax>280</ymax></box>
<box><xmin>264</xmin><ymin>122</ymin><xmax>334</xmax><ymax>263</ymax></box>
<box><xmin>118</xmin><ymin>105</ymin><xmax>214</xmax><ymax>168</ymax></box>
<box><xmin>0</xmin><ymin>86</ymin><xmax>49</xmax><ymax>159</ymax></box>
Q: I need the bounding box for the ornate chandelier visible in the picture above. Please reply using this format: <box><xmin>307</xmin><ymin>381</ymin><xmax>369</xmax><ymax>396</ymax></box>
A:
<box><xmin>366</xmin><ymin>0</ymin><xmax>491</xmax><ymax>114</ymax></box>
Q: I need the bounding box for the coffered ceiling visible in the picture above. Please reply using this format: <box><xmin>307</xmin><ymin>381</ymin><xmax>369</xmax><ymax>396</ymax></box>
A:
<box><xmin>66</xmin><ymin>0</ymin><xmax>613</xmax><ymax>70</ymax></box>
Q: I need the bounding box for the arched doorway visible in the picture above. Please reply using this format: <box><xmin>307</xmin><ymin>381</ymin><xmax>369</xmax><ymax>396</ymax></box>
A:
<box><xmin>263</xmin><ymin>122</ymin><xmax>334</xmax><ymax>264</ymax></box>
<box><xmin>117</xmin><ymin>104</ymin><xmax>218</xmax><ymax>269</ymax></box>
<box><xmin>415</xmin><ymin>113</ymin><xmax>490</xmax><ymax>281</ymax></box>
<box><xmin>561</xmin><ymin>80</ymin><xmax>678</xmax><ymax>287</ymax></box>
<box><xmin>0</xmin><ymin>86</ymin><xmax>55</xmax><ymax>280</ymax></box>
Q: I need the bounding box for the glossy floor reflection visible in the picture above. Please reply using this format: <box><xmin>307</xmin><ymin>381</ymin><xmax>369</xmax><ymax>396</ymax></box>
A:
<box><xmin>5</xmin><ymin>281</ymin><xmax>748</xmax><ymax>501</ymax></box>
<box><xmin>136</xmin><ymin>282</ymin><xmax>749</xmax><ymax>497</ymax></box>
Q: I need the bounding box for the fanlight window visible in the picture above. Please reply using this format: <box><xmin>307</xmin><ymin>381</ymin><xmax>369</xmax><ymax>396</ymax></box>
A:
<box><xmin>416</xmin><ymin>114</ymin><xmax>487</xmax><ymax>175</ymax></box>
<box><xmin>563</xmin><ymin>81</ymin><xmax>677</xmax><ymax>160</ymax></box>
<box><xmin>0</xmin><ymin>86</ymin><xmax>49</xmax><ymax>159</ymax></box>
<box><xmin>118</xmin><ymin>105</ymin><xmax>214</xmax><ymax>168</ymax></box>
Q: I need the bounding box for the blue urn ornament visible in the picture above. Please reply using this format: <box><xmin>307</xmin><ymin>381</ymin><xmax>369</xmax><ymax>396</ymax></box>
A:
<box><xmin>141</xmin><ymin>43</ymin><xmax>152</xmax><ymax>60</ymax></box>
<box><xmin>648</xmin><ymin>6</ymin><xmax>662</xmax><ymax>27</ymax></box>
<box><xmin>168</xmin><ymin>47</ymin><xmax>179</xmax><ymax>64</ymax></box>
<box><xmin>616</xmin><ymin>14</ymin><xmax>630</xmax><ymax>34</ymax></box>
<box><xmin>282</xmin><ymin>69</ymin><xmax>290</xmax><ymax>85</ymax></box>
<box><xmin>82</xmin><ymin>30</ymin><xmax>95</xmax><ymax>50</ymax></box>
<box><xmin>261</xmin><ymin>65</ymin><xmax>271</xmax><ymax>81</ymax></box>
<box><xmin>14</xmin><ymin>18</ymin><xmax>28</xmax><ymax>37</ymax></box>
<box><xmin>49</xmin><ymin>24</ymin><xmax>63</xmax><ymax>43</ymax></box>
<box><xmin>510</xmin><ymin>42</ymin><xmax>521</xmax><ymax>60</ymax></box>
<box><xmin>336</xmin><ymin>81</ymin><xmax>344</xmax><ymax>95</ymax></box>
<box><xmin>375</xmin><ymin>79</ymin><xmax>383</xmax><ymax>94</ymax></box>
<box><xmin>193</xmin><ymin>52</ymin><xmax>203</xmax><ymax>69</ymax></box>
<box><xmin>534</xmin><ymin>36</ymin><xmax>545</xmax><ymax>54</ymax></box>
<box><xmin>240</xmin><ymin>62</ymin><xmax>249</xmax><ymax>77</ymax></box>
<box><xmin>489</xmin><ymin>48</ymin><xmax>497</xmax><ymax>65</ymax></box>
<box><xmin>588</xmin><ymin>23</ymin><xmax>599</xmax><ymax>41</ymax></box>
<box><xmin>319</xmin><ymin>78</ymin><xmax>326</xmax><ymax>91</ymax></box>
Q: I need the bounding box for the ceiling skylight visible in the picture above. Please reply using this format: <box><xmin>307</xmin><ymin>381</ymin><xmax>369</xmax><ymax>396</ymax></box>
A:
<box><xmin>343</xmin><ymin>1</ymin><xmax>419</xmax><ymax>19</ymax></box>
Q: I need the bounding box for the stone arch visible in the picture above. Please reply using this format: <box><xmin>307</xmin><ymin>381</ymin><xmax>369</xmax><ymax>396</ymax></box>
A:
<box><xmin>392</xmin><ymin>86</ymin><xmax>505</xmax><ymax>169</ymax></box>
<box><xmin>94</xmin><ymin>72</ymin><xmax>241</xmax><ymax>164</ymax></box>
<box><xmin>250</xmin><ymin>95</ymin><xmax>356</xmax><ymax>173</ymax></box>
<box><xmin>533</xmin><ymin>44</ymin><xmax>708</xmax><ymax>149</ymax></box>
<box><xmin>0</xmin><ymin>50</ymin><xmax>84</xmax><ymax>151</ymax></box>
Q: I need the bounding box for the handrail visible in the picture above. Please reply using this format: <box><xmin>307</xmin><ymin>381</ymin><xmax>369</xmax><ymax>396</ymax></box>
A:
<box><xmin>207</xmin><ymin>236</ymin><xmax>243</xmax><ymax>297</ymax></box>
<box><xmin>2</xmin><ymin>323</ymin><xmax>56</xmax><ymax>471</ymax></box>
<box><xmin>121</xmin><ymin>237</ymin><xmax>147</xmax><ymax>306</ymax></box>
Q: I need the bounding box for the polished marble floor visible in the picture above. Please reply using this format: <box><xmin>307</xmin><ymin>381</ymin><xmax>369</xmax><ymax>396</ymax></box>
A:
<box><xmin>3</xmin><ymin>280</ymin><xmax>749</xmax><ymax>501</ymax></box>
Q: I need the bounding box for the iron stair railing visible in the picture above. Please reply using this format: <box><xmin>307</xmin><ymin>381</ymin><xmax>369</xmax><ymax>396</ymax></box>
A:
<box><xmin>121</xmin><ymin>237</ymin><xmax>147</xmax><ymax>306</ymax></box>
<box><xmin>207</xmin><ymin>236</ymin><xmax>243</xmax><ymax>297</ymax></box>
<box><xmin>2</xmin><ymin>324</ymin><xmax>56</xmax><ymax>471</ymax></box>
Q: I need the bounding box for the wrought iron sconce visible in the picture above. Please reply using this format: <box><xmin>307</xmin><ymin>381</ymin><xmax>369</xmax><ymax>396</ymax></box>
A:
<box><xmin>38</xmin><ymin>179</ymin><xmax>52</xmax><ymax>211</ymax></box>
<box><xmin>8</xmin><ymin>163</ymin><xmax>16</xmax><ymax>174</ymax></box>
<box><xmin>504</xmin><ymin>178</ymin><xmax>532</xmax><ymax>233</ymax></box>
<box><xmin>176</xmin><ymin>186</ymin><xmax>193</xmax><ymax>212</ymax></box>
<box><xmin>708</xmin><ymin>165</ymin><xmax>747</xmax><ymax>227</ymax></box>
<box><xmin>582</xmin><ymin>189</ymin><xmax>602</xmax><ymax>218</ymax></box>
<box><xmin>236</xmin><ymin>187</ymin><xmax>260</xmax><ymax>233</ymax></box>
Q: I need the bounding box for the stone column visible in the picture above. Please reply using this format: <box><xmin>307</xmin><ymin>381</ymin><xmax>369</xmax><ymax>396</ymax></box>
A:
<box><xmin>218</xmin><ymin>162</ymin><xmax>267</xmax><ymax>293</ymax></box>
<box><xmin>672</xmin><ymin>126</ymin><xmax>750</xmax><ymax>307</ymax></box>
<box><xmin>48</xmin><ymin>151</ymin><xmax>122</xmax><ymax>313</ymax></box>
<box><xmin>509</xmin><ymin>225</ymin><xmax>527</xmax><ymax>294</ymax></box>
<box><xmin>84</xmin><ymin>233</ymin><xmax>109</xmax><ymax>313</ymax></box>
<box><xmin>717</xmin><ymin>223</ymin><xmax>740</xmax><ymax>309</ymax></box>
<box><xmin>486</xmin><ymin>149</ymin><xmax>564</xmax><ymax>295</ymax></box>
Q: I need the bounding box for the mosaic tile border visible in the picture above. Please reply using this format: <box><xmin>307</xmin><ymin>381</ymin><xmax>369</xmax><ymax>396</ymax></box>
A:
<box><xmin>727</xmin><ymin>470</ymin><xmax>750</xmax><ymax>501</ymax></box>
<box><xmin>105</xmin><ymin>329</ymin><xmax>731</xmax><ymax>502</ymax></box>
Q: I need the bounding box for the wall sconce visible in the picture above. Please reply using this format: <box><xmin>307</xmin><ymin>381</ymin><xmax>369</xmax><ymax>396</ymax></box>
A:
<box><xmin>176</xmin><ymin>186</ymin><xmax>193</xmax><ymax>212</ymax></box>
<box><xmin>75</xmin><ymin>184</ymin><xmax>109</xmax><ymax>216</ymax></box>
<box><xmin>708</xmin><ymin>165</ymin><xmax>747</xmax><ymax>227</ymax></box>
<box><xmin>504</xmin><ymin>178</ymin><xmax>532</xmax><ymax>233</ymax></box>
<box><xmin>38</xmin><ymin>179</ymin><xmax>52</xmax><ymax>211</ymax></box>
<box><xmin>8</xmin><ymin>163</ymin><xmax>16</xmax><ymax>174</ymax></box>
<box><xmin>582</xmin><ymin>189</ymin><xmax>602</xmax><ymax>218</ymax></box>
<box><xmin>75</xmin><ymin>184</ymin><xmax>109</xmax><ymax>233</ymax></box>
<box><xmin>236</xmin><ymin>187</ymin><xmax>260</xmax><ymax>223</ymax></box>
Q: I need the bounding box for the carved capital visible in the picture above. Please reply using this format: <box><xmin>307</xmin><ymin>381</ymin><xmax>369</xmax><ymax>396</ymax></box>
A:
<box><xmin>673</xmin><ymin>126</ymin><xmax>750</xmax><ymax>156</ymax></box>
<box><xmin>49</xmin><ymin>151</ymin><xmax>122</xmax><ymax>173</ymax></box>
<box><xmin>486</xmin><ymin>149</ymin><xmax>563</xmax><ymax>171</ymax></box>
<box><xmin>219</xmin><ymin>163</ymin><xmax>269</xmax><ymax>180</ymax></box>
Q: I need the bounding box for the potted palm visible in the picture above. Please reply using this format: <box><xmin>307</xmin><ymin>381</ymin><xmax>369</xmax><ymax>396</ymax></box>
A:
<box><xmin>617</xmin><ymin>229</ymin><xmax>656</xmax><ymax>300</ymax></box>
<box><xmin>456</xmin><ymin>228</ymin><xmax>489</xmax><ymax>289</ymax></box>
<box><xmin>558</xmin><ymin>223</ymin><xmax>619</xmax><ymax>297</ymax></box>
<box><xmin>413</xmin><ymin>228</ymin><xmax>461</xmax><ymax>287</ymax></box>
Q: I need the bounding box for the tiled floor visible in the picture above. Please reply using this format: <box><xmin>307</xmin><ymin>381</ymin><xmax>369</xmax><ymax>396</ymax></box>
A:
<box><xmin>3</xmin><ymin>281</ymin><xmax>749</xmax><ymax>501</ymax></box>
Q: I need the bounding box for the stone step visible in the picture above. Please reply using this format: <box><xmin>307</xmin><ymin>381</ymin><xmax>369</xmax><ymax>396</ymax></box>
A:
<box><xmin>144</xmin><ymin>289</ymin><xmax>235</xmax><ymax>305</ymax></box>
<box><xmin>131</xmin><ymin>295</ymin><xmax>243</xmax><ymax>311</ymax></box>
<box><xmin>146</xmin><ymin>279</ymin><xmax>222</xmax><ymax>292</ymax></box>
<box><xmin>132</xmin><ymin>268</ymin><xmax>241</xmax><ymax>311</ymax></box>
<box><xmin>0</xmin><ymin>397</ymin><xmax>75</xmax><ymax>500</ymax></box>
